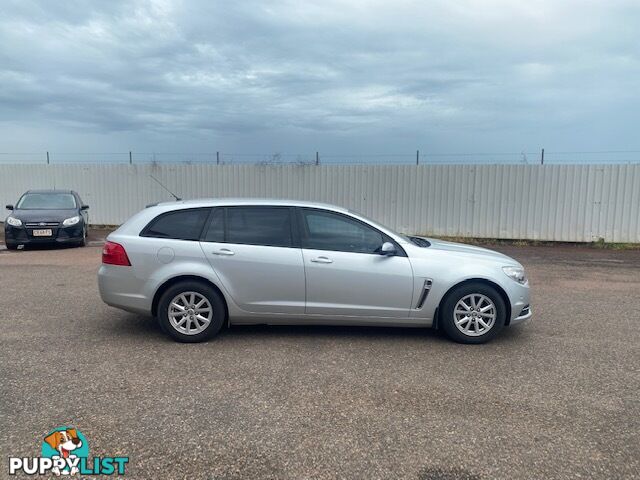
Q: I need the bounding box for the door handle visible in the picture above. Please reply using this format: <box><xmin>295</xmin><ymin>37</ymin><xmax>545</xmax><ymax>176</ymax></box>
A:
<box><xmin>212</xmin><ymin>248</ymin><xmax>235</xmax><ymax>256</ymax></box>
<box><xmin>310</xmin><ymin>256</ymin><xmax>333</xmax><ymax>264</ymax></box>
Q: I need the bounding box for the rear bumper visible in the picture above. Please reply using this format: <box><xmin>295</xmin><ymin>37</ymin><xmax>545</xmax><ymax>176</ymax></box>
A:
<box><xmin>98</xmin><ymin>265</ymin><xmax>152</xmax><ymax>315</ymax></box>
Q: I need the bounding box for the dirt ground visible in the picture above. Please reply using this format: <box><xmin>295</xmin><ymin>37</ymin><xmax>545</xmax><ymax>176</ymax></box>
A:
<box><xmin>1</xmin><ymin>241</ymin><xmax>639</xmax><ymax>479</ymax></box>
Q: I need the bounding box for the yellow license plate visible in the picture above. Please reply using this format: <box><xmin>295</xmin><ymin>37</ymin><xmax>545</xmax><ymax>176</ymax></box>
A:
<box><xmin>33</xmin><ymin>229</ymin><xmax>52</xmax><ymax>236</ymax></box>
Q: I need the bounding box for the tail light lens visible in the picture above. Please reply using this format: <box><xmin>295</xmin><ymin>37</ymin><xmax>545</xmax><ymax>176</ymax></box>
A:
<box><xmin>102</xmin><ymin>241</ymin><xmax>131</xmax><ymax>266</ymax></box>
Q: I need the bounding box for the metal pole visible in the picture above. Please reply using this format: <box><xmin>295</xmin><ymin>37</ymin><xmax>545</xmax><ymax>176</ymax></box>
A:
<box><xmin>46</xmin><ymin>151</ymin><xmax>50</xmax><ymax>165</ymax></box>
<box><xmin>416</xmin><ymin>150</ymin><xmax>419</xmax><ymax>165</ymax></box>
<box><xmin>316</xmin><ymin>151</ymin><xmax>319</xmax><ymax>165</ymax></box>
<box><xmin>216</xmin><ymin>151</ymin><xmax>220</xmax><ymax>165</ymax></box>
<box><xmin>541</xmin><ymin>148</ymin><xmax>545</xmax><ymax>165</ymax></box>
<box><xmin>129</xmin><ymin>151</ymin><xmax>132</xmax><ymax>164</ymax></box>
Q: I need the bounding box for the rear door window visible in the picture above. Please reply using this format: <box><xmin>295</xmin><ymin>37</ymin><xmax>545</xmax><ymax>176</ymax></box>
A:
<box><xmin>225</xmin><ymin>207</ymin><xmax>293</xmax><ymax>247</ymax></box>
<box><xmin>202</xmin><ymin>208</ymin><xmax>224</xmax><ymax>242</ymax></box>
<box><xmin>141</xmin><ymin>208</ymin><xmax>210</xmax><ymax>241</ymax></box>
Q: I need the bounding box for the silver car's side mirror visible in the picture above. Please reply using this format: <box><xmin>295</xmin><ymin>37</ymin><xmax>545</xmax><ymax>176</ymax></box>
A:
<box><xmin>380</xmin><ymin>242</ymin><xmax>396</xmax><ymax>256</ymax></box>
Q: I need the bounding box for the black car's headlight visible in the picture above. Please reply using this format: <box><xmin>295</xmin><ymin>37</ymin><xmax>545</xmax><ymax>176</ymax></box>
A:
<box><xmin>62</xmin><ymin>215</ymin><xmax>81</xmax><ymax>227</ymax></box>
<box><xmin>503</xmin><ymin>266</ymin><xmax>527</xmax><ymax>285</ymax></box>
<box><xmin>6</xmin><ymin>216</ymin><xmax>22</xmax><ymax>227</ymax></box>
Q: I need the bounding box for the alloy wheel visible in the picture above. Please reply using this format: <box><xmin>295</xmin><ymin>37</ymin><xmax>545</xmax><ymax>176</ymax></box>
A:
<box><xmin>168</xmin><ymin>292</ymin><xmax>213</xmax><ymax>335</ymax></box>
<box><xmin>453</xmin><ymin>293</ymin><xmax>496</xmax><ymax>337</ymax></box>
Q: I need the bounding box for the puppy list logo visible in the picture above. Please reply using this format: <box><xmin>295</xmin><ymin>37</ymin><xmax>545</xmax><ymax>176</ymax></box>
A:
<box><xmin>8</xmin><ymin>427</ymin><xmax>129</xmax><ymax>476</ymax></box>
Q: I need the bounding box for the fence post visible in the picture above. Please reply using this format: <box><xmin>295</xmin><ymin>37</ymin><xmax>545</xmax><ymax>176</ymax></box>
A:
<box><xmin>541</xmin><ymin>148</ymin><xmax>545</xmax><ymax>165</ymax></box>
<box><xmin>216</xmin><ymin>151</ymin><xmax>220</xmax><ymax>165</ymax></box>
<box><xmin>316</xmin><ymin>151</ymin><xmax>319</xmax><ymax>165</ymax></box>
<box><xmin>416</xmin><ymin>150</ymin><xmax>419</xmax><ymax>165</ymax></box>
<box><xmin>46</xmin><ymin>151</ymin><xmax>50</xmax><ymax>165</ymax></box>
<box><xmin>129</xmin><ymin>151</ymin><xmax>132</xmax><ymax>164</ymax></box>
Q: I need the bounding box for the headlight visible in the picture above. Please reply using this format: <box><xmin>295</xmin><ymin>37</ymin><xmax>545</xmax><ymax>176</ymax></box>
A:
<box><xmin>6</xmin><ymin>216</ymin><xmax>22</xmax><ymax>227</ymax></box>
<box><xmin>503</xmin><ymin>266</ymin><xmax>527</xmax><ymax>285</ymax></box>
<box><xmin>62</xmin><ymin>215</ymin><xmax>81</xmax><ymax>227</ymax></box>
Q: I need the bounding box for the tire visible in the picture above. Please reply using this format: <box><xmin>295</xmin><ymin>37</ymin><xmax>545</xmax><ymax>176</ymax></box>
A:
<box><xmin>5</xmin><ymin>242</ymin><xmax>18</xmax><ymax>251</ymax></box>
<box><xmin>157</xmin><ymin>281</ymin><xmax>226</xmax><ymax>343</ymax></box>
<box><xmin>78</xmin><ymin>227</ymin><xmax>87</xmax><ymax>247</ymax></box>
<box><xmin>440</xmin><ymin>282</ymin><xmax>506</xmax><ymax>344</ymax></box>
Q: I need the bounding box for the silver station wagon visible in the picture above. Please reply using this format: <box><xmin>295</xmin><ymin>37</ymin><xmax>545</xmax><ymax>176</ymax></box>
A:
<box><xmin>98</xmin><ymin>199</ymin><xmax>531</xmax><ymax>344</ymax></box>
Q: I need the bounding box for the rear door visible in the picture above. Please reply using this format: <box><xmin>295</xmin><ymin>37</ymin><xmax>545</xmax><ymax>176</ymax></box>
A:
<box><xmin>200</xmin><ymin>206</ymin><xmax>305</xmax><ymax>314</ymax></box>
<box><xmin>299</xmin><ymin>208</ymin><xmax>414</xmax><ymax>318</ymax></box>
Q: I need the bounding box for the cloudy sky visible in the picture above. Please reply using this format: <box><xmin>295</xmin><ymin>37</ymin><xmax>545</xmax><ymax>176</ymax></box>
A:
<box><xmin>0</xmin><ymin>0</ymin><xmax>639</xmax><ymax>162</ymax></box>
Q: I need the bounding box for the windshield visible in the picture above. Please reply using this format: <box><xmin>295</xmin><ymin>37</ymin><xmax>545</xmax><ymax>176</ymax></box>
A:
<box><xmin>16</xmin><ymin>193</ymin><xmax>77</xmax><ymax>210</ymax></box>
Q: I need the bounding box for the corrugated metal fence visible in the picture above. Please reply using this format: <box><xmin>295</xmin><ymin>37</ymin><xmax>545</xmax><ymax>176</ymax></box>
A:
<box><xmin>0</xmin><ymin>164</ymin><xmax>638</xmax><ymax>242</ymax></box>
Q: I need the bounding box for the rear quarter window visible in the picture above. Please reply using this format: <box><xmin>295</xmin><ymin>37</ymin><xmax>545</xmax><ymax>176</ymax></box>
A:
<box><xmin>140</xmin><ymin>208</ymin><xmax>210</xmax><ymax>241</ymax></box>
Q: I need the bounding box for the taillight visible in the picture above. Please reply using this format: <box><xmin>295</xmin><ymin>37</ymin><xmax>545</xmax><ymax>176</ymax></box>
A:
<box><xmin>102</xmin><ymin>241</ymin><xmax>131</xmax><ymax>266</ymax></box>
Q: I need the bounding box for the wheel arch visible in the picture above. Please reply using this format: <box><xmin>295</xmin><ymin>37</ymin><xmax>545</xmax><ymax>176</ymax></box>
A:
<box><xmin>435</xmin><ymin>278</ymin><xmax>512</xmax><ymax>328</ymax></box>
<box><xmin>152</xmin><ymin>275</ymin><xmax>229</xmax><ymax>324</ymax></box>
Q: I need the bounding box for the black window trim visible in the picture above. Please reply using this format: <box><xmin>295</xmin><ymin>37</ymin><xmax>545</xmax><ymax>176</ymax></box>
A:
<box><xmin>296</xmin><ymin>207</ymin><xmax>407</xmax><ymax>257</ymax></box>
<box><xmin>199</xmin><ymin>207</ymin><xmax>224</xmax><ymax>242</ymax></box>
<box><xmin>140</xmin><ymin>207</ymin><xmax>212</xmax><ymax>241</ymax></box>
<box><xmin>200</xmin><ymin>205</ymin><xmax>300</xmax><ymax>249</ymax></box>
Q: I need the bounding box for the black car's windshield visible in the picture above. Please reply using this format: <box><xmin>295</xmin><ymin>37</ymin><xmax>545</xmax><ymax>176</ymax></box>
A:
<box><xmin>16</xmin><ymin>193</ymin><xmax>76</xmax><ymax>210</ymax></box>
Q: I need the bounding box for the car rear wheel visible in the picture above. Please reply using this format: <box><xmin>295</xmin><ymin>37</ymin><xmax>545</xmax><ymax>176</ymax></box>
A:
<box><xmin>440</xmin><ymin>282</ymin><xmax>506</xmax><ymax>344</ymax></box>
<box><xmin>157</xmin><ymin>281</ymin><xmax>226</xmax><ymax>343</ymax></box>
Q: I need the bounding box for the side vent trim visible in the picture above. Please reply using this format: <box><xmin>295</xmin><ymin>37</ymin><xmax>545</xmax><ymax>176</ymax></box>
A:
<box><xmin>415</xmin><ymin>279</ymin><xmax>433</xmax><ymax>309</ymax></box>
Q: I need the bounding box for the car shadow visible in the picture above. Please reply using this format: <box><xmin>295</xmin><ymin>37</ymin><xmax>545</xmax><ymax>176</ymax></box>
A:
<box><xmin>106</xmin><ymin>312</ymin><xmax>167</xmax><ymax>341</ymax></box>
<box><xmin>108</xmin><ymin>311</ymin><xmax>449</xmax><ymax>344</ymax></box>
<box><xmin>228</xmin><ymin>323</ymin><xmax>444</xmax><ymax>341</ymax></box>
<box><xmin>10</xmin><ymin>242</ymin><xmax>82</xmax><ymax>251</ymax></box>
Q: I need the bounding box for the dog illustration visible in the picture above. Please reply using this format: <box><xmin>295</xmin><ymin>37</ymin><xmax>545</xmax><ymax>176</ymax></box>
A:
<box><xmin>44</xmin><ymin>428</ymin><xmax>82</xmax><ymax>475</ymax></box>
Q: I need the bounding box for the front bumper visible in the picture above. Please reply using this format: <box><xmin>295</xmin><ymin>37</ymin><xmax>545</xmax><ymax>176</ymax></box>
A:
<box><xmin>504</xmin><ymin>279</ymin><xmax>531</xmax><ymax>326</ymax></box>
<box><xmin>510</xmin><ymin>305</ymin><xmax>532</xmax><ymax>325</ymax></box>
<box><xmin>4</xmin><ymin>223</ymin><xmax>84</xmax><ymax>246</ymax></box>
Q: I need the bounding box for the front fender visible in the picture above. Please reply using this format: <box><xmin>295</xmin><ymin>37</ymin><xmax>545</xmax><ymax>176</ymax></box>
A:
<box><xmin>409</xmin><ymin>253</ymin><xmax>521</xmax><ymax>322</ymax></box>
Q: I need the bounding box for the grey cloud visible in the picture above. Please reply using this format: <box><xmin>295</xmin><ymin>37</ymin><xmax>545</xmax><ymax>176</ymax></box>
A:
<box><xmin>0</xmin><ymin>0</ymin><xmax>639</xmax><ymax>156</ymax></box>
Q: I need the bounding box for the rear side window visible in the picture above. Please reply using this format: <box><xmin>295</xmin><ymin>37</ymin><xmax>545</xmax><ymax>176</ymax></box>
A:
<box><xmin>141</xmin><ymin>208</ymin><xmax>209</xmax><ymax>241</ymax></box>
<box><xmin>225</xmin><ymin>207</ymin><xmax>293</xmax><ymax>247</ymax></box>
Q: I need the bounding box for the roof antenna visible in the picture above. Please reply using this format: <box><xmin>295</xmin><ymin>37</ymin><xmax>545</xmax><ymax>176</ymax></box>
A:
<box><xmin>149</xmin><ymin>175</ymin><xmax>182</xmax><ymax>201</ymax></box>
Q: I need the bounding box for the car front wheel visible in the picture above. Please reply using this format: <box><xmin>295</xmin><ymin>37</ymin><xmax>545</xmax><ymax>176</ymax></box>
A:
<box><xmin>78</xmin><ymin>226</ymin><xmax>87</xmax><ymax>247</ymax></box>
<box><xmin>157</xmin><ymin>281</ymin><xmax>226</xmax><ymax>343</ymax></box>
<box><xmin>440</xmin><ymin>282</ymin><xmax>506</xmax><ymax>344</ymax></box>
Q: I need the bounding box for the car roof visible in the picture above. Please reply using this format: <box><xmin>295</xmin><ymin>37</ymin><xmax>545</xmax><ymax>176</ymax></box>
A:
<box><xmin>155</xmin><ymin>198</ymin><xmax>349</xmax><ymax>212</ymax></box>
<box><xmin>24</xmin><ymin>189</ymin><xmax>75</xmax><ymax>194</ymax></box>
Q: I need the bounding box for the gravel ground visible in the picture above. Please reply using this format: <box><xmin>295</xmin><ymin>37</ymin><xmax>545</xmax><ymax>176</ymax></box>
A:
<box><xmin>1</xmin><ymin>244</ymin><xmax>639</xmax><ymax>479</ymax></box>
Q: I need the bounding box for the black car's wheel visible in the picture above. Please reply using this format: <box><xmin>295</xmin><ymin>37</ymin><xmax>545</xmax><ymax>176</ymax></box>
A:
<box><xmin>78</xmin><ymin>226</ymin><xmax>87</xmax><ymax>247</ymax></box>
<box><xmin>5</xmin><ymin>242</ymin><xmax>18</xmax><ymax>251</ymax></box>
<box><xmin>157</xmin><ymin>281</ymin><xmax>226</xmax><ymax>343</ymax></box>
<box><xmin>440</xmin><ymin>282</ymin><xmax>506</xmax><ymax>344</ymax></box>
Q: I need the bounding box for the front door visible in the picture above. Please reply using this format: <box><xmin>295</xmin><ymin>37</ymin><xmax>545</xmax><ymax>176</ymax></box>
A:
<box><xmin>299</xmin><ymin>208</ymin><xmax>414</xmax><ymax>318</ymax></box>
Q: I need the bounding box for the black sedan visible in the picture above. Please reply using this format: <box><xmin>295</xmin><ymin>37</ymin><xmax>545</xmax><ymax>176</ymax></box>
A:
<box><xmin>4</xmin><ymin>190</ymin><xmax>89</xmax><ymax>250</ymax></box>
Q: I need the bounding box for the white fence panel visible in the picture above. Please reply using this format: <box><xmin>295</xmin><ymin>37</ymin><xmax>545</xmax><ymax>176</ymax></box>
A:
<box><xmin>0</xmin><ymin>164</ymin><xmax>638</xmax><ymax>242</ymax></box>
